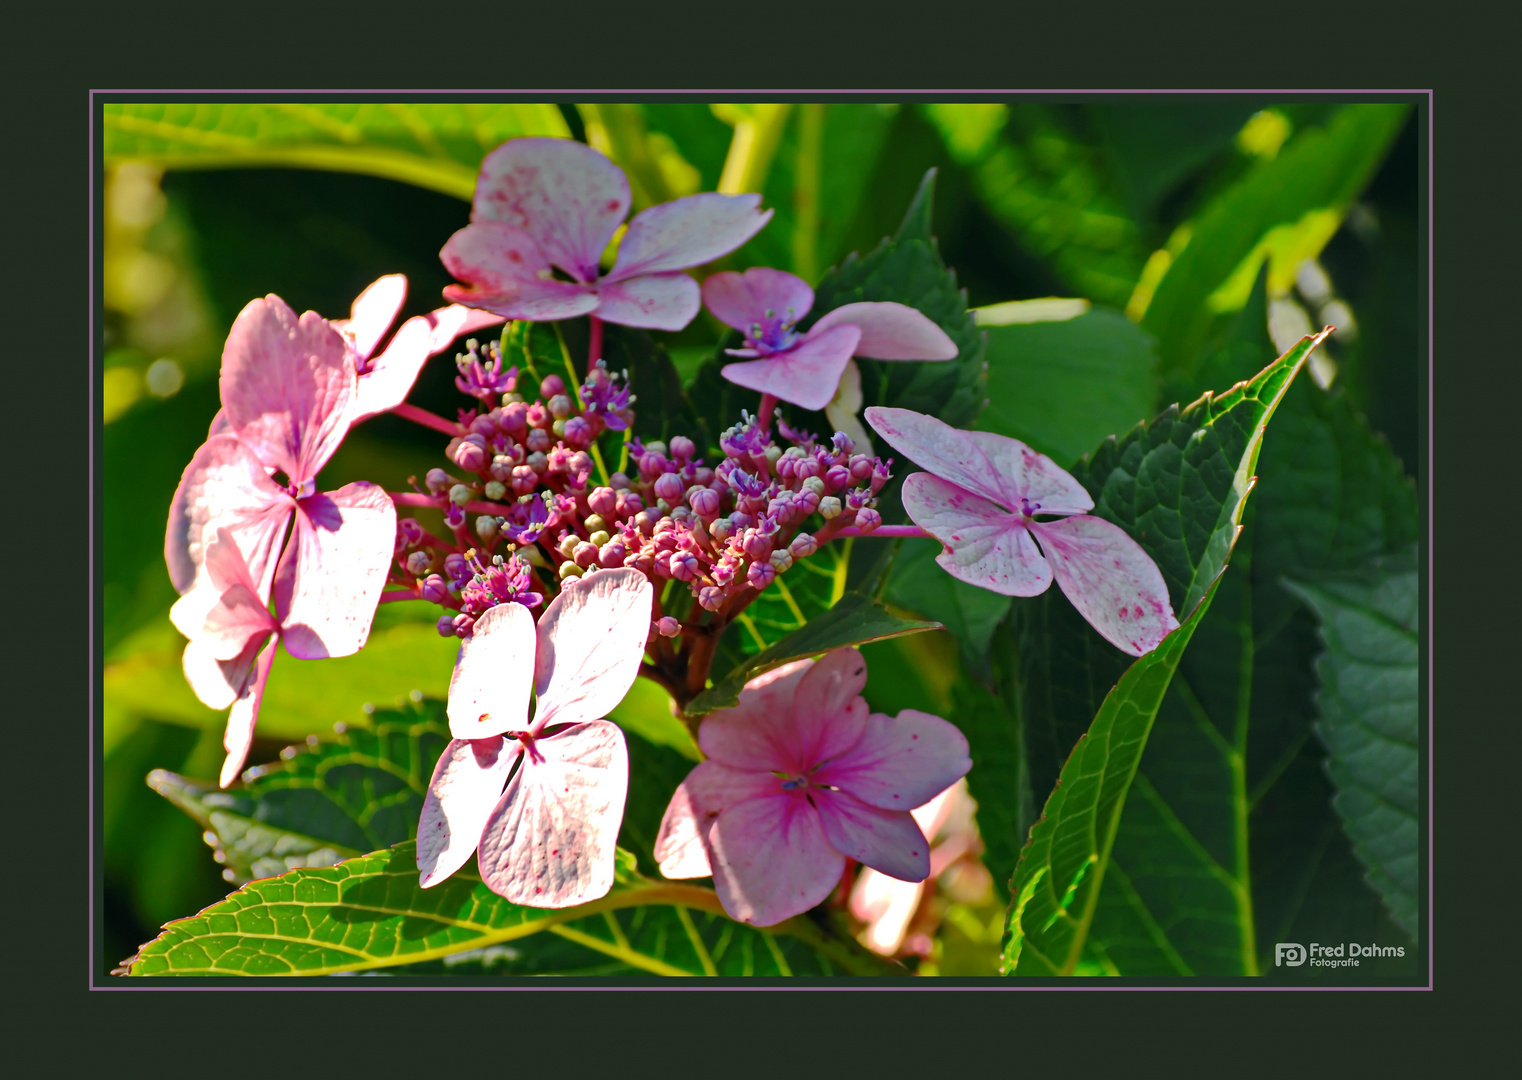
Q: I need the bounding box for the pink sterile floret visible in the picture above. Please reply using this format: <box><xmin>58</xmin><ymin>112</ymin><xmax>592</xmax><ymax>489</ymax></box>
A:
<box><xmin>416</xmin><ymin>567</ymin><xmax>654</xmax><ymax>908</ymax></box>
<box><xmin>441</xmin><ymin>137</ymin><xmax>773</xmax><ymax>332</ymax></box>
<box><xmin>163</xmin><ymin>295</ymin><xmax>399</xmax><ymax>785</ymax></box>
<box><xmin>864</xmin><ymin>405</ymin><xmax>1179</xmax><ymax>657</ymax></box>
<box><xmin>703</xmin><ymin>266</ymin><xmax>959</xmax><ymax>411</ymax></box>
<box><xmin>652</xmin><ymin>647</ymin><xmax>972</xmax><ymax>928</ymax></box>
<box><xmin>330</xmin><ymin>273</ymin><xmax>506</xmax><ymax>424</ymax></box>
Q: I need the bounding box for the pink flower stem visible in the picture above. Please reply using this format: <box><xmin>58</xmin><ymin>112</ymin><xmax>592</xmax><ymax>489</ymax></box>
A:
<box><xmin>379</xmin><ymin>589</ymin><xmax>421</xmax><ymax>603</ymax></box>
<box><xmin>834</xmin><ymin>525</ymin><xmax>930</xmax><ymax>539</ymax></box>
<box><xmin>588</xmin><ymin>314</ymin><xmax>603</xmax><ymax>371</ymax></box>
<box><xmin>392</xmin><ymin>403</ymin><xmax>462</xmax><ymax>436</ymax></box>
<box><xmin>388</xmin><ymin>492</ymin><xmax>518</xmax><ymax>517</ymax></box>
<box><xmin>757</xmin><ymin>393</ymin><xmax>779</xmax><ymax>432</ymax></box>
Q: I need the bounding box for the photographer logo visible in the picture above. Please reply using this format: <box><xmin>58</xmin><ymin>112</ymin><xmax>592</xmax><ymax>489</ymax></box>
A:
<box><xmin>1275</xmin><ymin>943</ymin><xmax>1307</xmax><ymax>967</ymax></box>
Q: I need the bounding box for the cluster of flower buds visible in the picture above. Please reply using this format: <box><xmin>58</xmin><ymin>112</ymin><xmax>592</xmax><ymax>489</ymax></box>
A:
<box><xmin>388</xmin><ymin>331</ymin><xmax>892</xmax><ymax>636</ymax></box>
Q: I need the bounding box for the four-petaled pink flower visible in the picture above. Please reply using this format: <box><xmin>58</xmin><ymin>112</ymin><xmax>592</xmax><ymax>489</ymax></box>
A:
<box><xmin>441</xmin><ymin>137</ymin><xmax>772</xmax><ymax>332</ymax></box>
<box><xmin>417</xmin><ymin>567</ymin><xmax>654</xmax><ymax>907</ymax></box>
<box><xmin>164</xmin><ymin>295</ymin><xmax>397</xmax><ymax>784</ymax></box>
<box><xmin>705</xmin><ymin>267</ymin><xmax>959</xmax><ymax>411</ymax></box>
<box><xmin>329</xmin><ymin>273</ymin><xmax>506</xmax><ymax>425</ymax></box>
<box><xmin>170</xmin><ymin>529</ymin><xmax>285</xmax><ymax>787</ymax></box>
<box><xmin>865</xmin><ymin>406</ymin><xmax>1179</xmax><ymax>657</ymax></box>
<box><xmin>653</xmin><ymin>648</ymin><xmax>972</xmax><ymax>927</ymax></box>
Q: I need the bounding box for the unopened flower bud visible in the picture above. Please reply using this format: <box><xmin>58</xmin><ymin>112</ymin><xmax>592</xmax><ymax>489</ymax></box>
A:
<box><xmin>653</xmin><ymin>472</ymin><xmax>685</xmax><ymax>502</ymax></box>
<box><xmin>551</xmin><ymin>418</ymin><xmax>567</xmax><ymax>438</ymax></box>
<box><xmin>669</xmin><ymin>435</ymin><xmax>696</xmax><ymax>460</ymax></box>
<box><xmin>420</xmin><ymin>573</ymin><xmax>448</xmax><ymax>604</ymax></box>
<box><xmin>583</xmin><ymin>513</ymin><xmax>606</xmax><ymax>535</ymax></box>
<box><xmin>609</xmin><ymin>472</ymin><xmax>631</xmax><ymax>489</ymax></box>
<box><xmin>797</xmin><ymin>488</ymin><xmax>821</xmax><ymax>513</ymax></box>
<box><xmin>670</xmin><ymin>551</ymin><xmax>699</xmax><ymax>581</ymax></box>
<box><xmin>764</xmin><ymin>445</ymin><xmax>783</xmax><ymax>467</ymax></box>
<box><xmin>789</xmin><ymin>533</ymin><xmax>818</xmax><ymax>559</ymax></box>
<box><xmin>698</xmin><ymin>586</ymin><xmax>725</xmax><ymax>612</ymax></box>
<box><xmin>558</xmin><ymin>534</ymin><xmax>580</xmax><ymax>558</ymax></box>
<box><xmin>526</xmin><ymin>451</ymin><xmax>548</xmax><ymax>474</ymax></box>
<box><xmin>588</xmin><ymin>530</ymin><xmax>611</xmax><ymax>547</ymax></box>
<box><xmin>635</xmin><ymin>508</ymin><xmax>662</xmax><ymax>536</ymax></box>
<box><xmin>548</xmin><ymin>394</ymin><xmax>573</xmax><ymax>420</ymax></box>
<box><xmin>657</xmin><ymin>616</ymin><xmax>681</xmax><ymax>637</ymax></box>
<box><xmin>449</xmin><ymin>484</ymin><xmax>474</xmax><ymax>507</ymax></box>
<box><xmin>405</xmin><ymin>550</ymin><xmax>432</xmax><ymax>576</ymax></box>
<box><xmin>747</xmin><ymin>561</ymin><xmax>776</xmax><ymax>589</ymax></box>
<box><xmin>526</xmin><ymin>427</ymin><xmax>551</xmax><ymax>453</ymax></box>
<box><xmin>599</xmin><ymin>539</ymin><xmax>627</xmax><ymax>568</ymax></box>
<box><xmin>470</xmin><ymin>414</ymin><xmax>497</xmax><ymax>437</ymax></box>
<box><xmin>616</xmin><ymin>491</ymin><xmax>644</xmax><ymax>519</ymax></box>
<box><xmin>483</xmin><ymin>480</ymin><xmax>507</xmax><ymax>501</ymax></box>
<box><xmin>795</xmin><ymin>456</ymin><xmax>821</xmax><ymax>480</ymax></box>
<box><xmin>500</xmin><ymin>401</ymin><xmax>529</xmax><ymax>436</ymax></box>
<box><xmin>825</xmin><ymin>464</ymin><xmax>852</xmax><ymax>490</ymax></box>
<box><xmin>444</xmin><ymin>553</ymin><xmax>469</xmax><ymax>584</ymax></box>
<box><xmin>819</xmin><ymin>496</ymin><xmax>842</xmax><ymax>520</ymax></box>
<box><xmin>540</xmin><ymin>374</ymin><xmax>566</xmax><ymax>399</ymax></box>
<box><xmin>436</xmin><ymin>615</ymin><xmax>457</xmax><ymax>638</ymax></box>
<box><xmin>453</xmin><ymin>434</ymin><xmax>488</xmax><ymax>472</ymax></box>
<box><xmin>558</xmin><ymin>560</ymin><xmax>584</xmax><ymax>581</ymax></box>
<box><xmin>573</xmin><ymin>541</ymin><xmax>600</xmax><ymax>568</ymax></box>
<box><xmin>451</xmin><ymin>613</ymin><xmax>476</xmax><ymax>638</ymax></box>
<box><xmin>854</xmin><ymin>507</ymin><xmax>883</xmax><ymax>533</ymax></box>
<box><xmin>399</xmin><ymin>518</ymin><xmax>426</xmax><ymax>546</ymax></box>
<box><xmin>476</xmin><ymin>516</ymin><xmax>500</xmax><ymax>541</ymax></box>
<box><xmin>742</xmin><ymin>530</ymin><xmax>773</xmax><ymax>561</ymax></box>
<box><xmin>425</xmin><ymin>468</ymin><xmax>453</xmax><ymax>493</ymax></box>
<box><xmin>643</xmin><ymin>440</ymin><xmax>668</xmax><ymax>458</ymax></box>
<box><xmin>569</xmin><ymin>451</ymin><xmax>594</xmax><ymax>479</ymax></box>
<box><xmin>563</xmin><ymin>416</ymin><xmax>592</xmax><ymax>447</ymax></box>
<box><xmin>850</xmin><ymin>455</ymin><xmax>875</xmax><ymax>482</ymax></box>
<box><xmin>689</xmin><ymin>486</ymin><xmax>721</xmax><ymax>517</ymax></box>
<box><xmin>588</xmin><ymin>487</ymin><xmax>618</xmax><ymax>517</ymax></box>
<box><xmin>511</xmin><ymin>464</ymin><xmax>537</xmax><ymax>495</ymax></box>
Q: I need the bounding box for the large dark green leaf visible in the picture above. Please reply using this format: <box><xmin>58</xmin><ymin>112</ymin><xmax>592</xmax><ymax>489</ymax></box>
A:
<box><xmin>1284</xmin><ymin>557</ymin><xmax>1419</xmax><ymax>938</ymax></box>
<box><xmin>104</xmin><ymin>103</ymin><xmax>569</xmax><ymax>199</ymax></box>
<box><xmin>120</xmin><ymin>843</ymin><xmax>898</xmax><ymax>977</ymax></box>
<box><xmin>1140</xmin><ymin>104</ymin><xmax>1408</xmax><ymax>377</ymax></box>
<box><xmin>1002</xmin><ymin>332</ymin><xmax>1329</xmax><ymax>975</ymax></box>
<box><xmin>974</xmin><ymin>306</ymin><xmax>1160</xmax><ymax>468</ymax></box>
<box><xmin>688</xmin><ymin>593</ymin><xmax>940</xmax><ymax>717</ymax></box>
<box><xmin>881</xmin><ymin>537</ymin><xmax>1013</xmax><ymax>679</ymax></box>
<box><xmin>147</xmin><ymin>698</ymin><xmax>450</xmax><ymax>884</ymax></box>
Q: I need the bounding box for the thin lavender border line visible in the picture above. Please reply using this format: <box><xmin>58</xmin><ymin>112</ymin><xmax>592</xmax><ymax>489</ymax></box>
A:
<box><xmin>1426</xmin><ymin>92</ymin><xmax>1435</xmax><ymax>987</ymax></box>
<box><xmin>89</xmin><ymin>88</ymin><xmax>1430</xmax><ymax>991</ymax></box>
<box><xmin>88</xmin><ymin>89</ymin><xmax>97</xmax><ymax>991</ymax></box>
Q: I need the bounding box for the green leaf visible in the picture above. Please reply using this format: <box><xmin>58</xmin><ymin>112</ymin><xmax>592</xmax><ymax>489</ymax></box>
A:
<box><xmin>688</xmin><ymin>593</ymin><xmax>941</xmax><ymax>717</ymax></box>
<box><xmin>1002</xmin><ymin>574</ymin><xmax>1224</xmax><ymax>975</ymax></box>
<box><xmin>1003</xmin><ymin>332</ymin><xmax>1329</xmax><ymax>975</ymax></box>
<box><xmin>105</xmin><ymin>621</ymin><xmax>461</xmax><ymax>741</ymax></box>
<box><xmin>1283</xmin><ymin>557</ymin><xmax>1419</xmax><ymax>938</ymax></box>
<box><xmin>1140</xmin><ymin>104</ymin><xmax>1408</xmax><ymax>376</ymax></box>
<box><xmin>147</xmin><ymin>698</ymin><xmax>450</xmax><ymax>884</ymax></box>
<box><xmin>974</xmin><ymin>306</ymin><xmax>1160</xmax><ymax>468</ymax></box>
<box><xmin>120</xmin><ymin>842</ymin><xmax>899</xmax><ymax>977</ymax></box>
<box><xmin>881</xmin><ymin>538</ymin><xmax>1012</xmax><ymax>678</ymax></box>
<box><xmin>103</xmin><ymin>103</ymin><xmax>570</xmax><ymax>199</ymax></box>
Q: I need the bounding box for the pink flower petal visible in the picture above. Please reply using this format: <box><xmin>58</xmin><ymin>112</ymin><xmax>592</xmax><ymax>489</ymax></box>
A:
<box><xmin>593</xmin><ymin>272</ymin><xmax>701</xmax><ymax>331</ymax></box>
<box><xmin>865</xmin><ymin>406</ymin><xmax>1007</xmax><ymax>507</ymax></box>
<box><xmin>220</xmin><ymin>636</ymin><xmax>278</xmax><ymax>788</ymax></box>
<box><xmin>1028</xmin><ymin>515</ymin><xmax>1179</xmax><ymax>657</ymax></box>
<box><xmin>445</xmin><ymin>601</ymin><xmax>537</xmax><ymax>740</ymax></box>
<box><xmin>812</xmin><ymin>788</ymin><xmax>932</xmax><ymax>882</ymax></box>
<box><xmin>476</xmin><ymin>720</ymin><xmax>629</xmax><ymax>908</ymax></box>
<box><xmin>706</xmin><ymin>790</ymin><xmax>843</xmax><ymax>926</ymax></box>
<box><xmin>471</xmin><ymin>137</ymin><xmax>630</xmax><ymax>282</ymax></box>
<box><xmin>788</xmin><ymin>646</ymin><xmax>870</xmax><ymax>770</ymax></box>
<box><xmin>273</xmin><ymin>482</ymin><xmax>396</xmax><ymax>660</ymax></box>
<box><xmin>166</xmin><ymin>434</ymin><xmax>293</xmax><ymax>599</ymax></box>
<box><xmin>417</xmin><ymin>736</ymin><xmax>521</xmax><ymax>888</ymax></box>
<box><xmin>531</xmin><ymin>568</ymin><xmax>653</xmax><ymax>733</ymax></box>
<box><xmin>701</xmin><ymin>267</ymin><xmax>814</xmax><ymax>335</ymax></box>
<box><xmin>331</xmin><ymin>274</ymin><xmax>407</xmax><ymax>362</ymax></box>
<box><xmin>964</xmin><ymin>431</ymin><xmax>1093</xmax><ymax>516</ymax></box>
<box><xmin>696</xmin><ymin>658</ymin><xmax>816</xmax><ymax>773</ymax></box>
<box><xmin>608</xmin><ymin>193</ymin><xmax>772</xmax><ymax>281</ymax></box>
<box><xmin>220</xmin><ymin>295</ymin><xmax>355</xmax><ymax>486</ymax></box>
<box><xmin>170</xmin><ymin>528</ymin><xmax>276</xmax><ymax>656</ymax></box>
<box><xmin>850</xmin><ymin>868</ymin><xmax>925</xmax><ymax>955</ymax></box>
<box><xmin>814</xmin><ymin>709</ymin><xmax>972</xmax><ymax>812</ymax></box>
<box><xmin>901</xmin><ymin>473</ymin><xmax>1053</xmax><ymax>596</ymax></box>
<box><xmin>352</xmin><ymin>305</ymin><xmax>506</xmax><ymax>424</ymax></box>
<box><xmin>809</xmin><ymin>302</ymin><xmax>958</xmax><ymax>361</ymax></box>
<box><xmin>441</xmin><ymin>222</ymin><xmax>601</xmax><ymax>323</ymax></box>
<box><xmin>654</xmin><ymin>760</ymin><xmax>779</xmax><ymax>879</ymax></box>
<box><xmin>720</xmin><ymin>323</ymin><xmax>862</xmax><ymax>411</ymax></box>
<box><xmin>181</xmin><ymin>634</ymin><xmax>262</xmax><ymax>712</ymax></box>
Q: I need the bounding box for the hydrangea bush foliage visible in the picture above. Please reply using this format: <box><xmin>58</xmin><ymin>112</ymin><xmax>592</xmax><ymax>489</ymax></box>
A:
<box><xmin>105</xmin><ymin>102</ymin><xmax>1421</xmax><ymax>979</ymax></box>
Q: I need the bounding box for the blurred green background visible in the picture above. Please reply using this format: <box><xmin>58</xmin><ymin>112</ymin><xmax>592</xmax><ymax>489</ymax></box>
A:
<box><xmin>100</xmin><ymin>100</ymin><xmax>1419</xmax><ymax>974</ymax></box>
